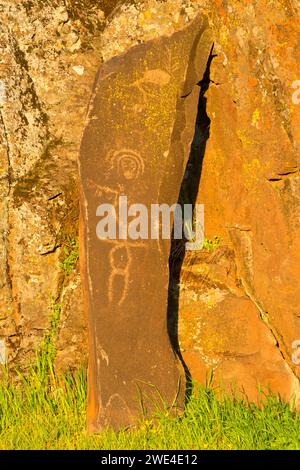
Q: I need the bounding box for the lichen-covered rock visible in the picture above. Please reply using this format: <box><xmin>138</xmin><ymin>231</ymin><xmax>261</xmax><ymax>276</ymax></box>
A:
<box><xmin>1</xmin><ymin>0</ymin><xmax>300</xmax><ymax>410</ymax></box>
<box><xmin>179</xmin><ymin>0</ymin><xmax>300</xmax><ymax>404</ymax></box>
<box><xmin>0</xmin><ymin>0</ymin><xmax>200</xmax><ymax>371</ymax></box>
<box><xmin>79</xmin><ymin>13</ymin><xmax>212</xmax><ymax>431</ymax></box>
<box><xmin>0</xmin><ymin>0</ymin><xmax>116</xmax><ymax>368</ymax></box>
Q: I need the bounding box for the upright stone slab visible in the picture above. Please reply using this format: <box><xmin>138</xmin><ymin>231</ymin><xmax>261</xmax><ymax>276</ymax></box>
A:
<box><xmin>79</xmin><ymin>15</ymin><xmax>212</xmax><ymax>431</ymax></box>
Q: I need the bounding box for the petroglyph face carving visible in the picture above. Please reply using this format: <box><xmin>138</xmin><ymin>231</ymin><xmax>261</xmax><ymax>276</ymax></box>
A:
<box><xmin>109</xmin><ymin>149</ymin><xmax>145</xmax><ymax>181</ymax></box>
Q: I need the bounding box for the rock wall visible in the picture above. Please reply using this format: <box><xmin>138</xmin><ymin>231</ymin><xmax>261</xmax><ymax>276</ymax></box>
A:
<box><xmin>1</xmin><ymin>0</ymin><xmax>300</xmax><ymax>403</ymax></box>
<box><xmin>179</xmin><ymin>0</ymin><xmax>300</xmax><ymax>403</ymax></box>
<box><xmin>0</xmin><ymin>0</ymin><xmax>113</xmax><ymax>369</ymax></box>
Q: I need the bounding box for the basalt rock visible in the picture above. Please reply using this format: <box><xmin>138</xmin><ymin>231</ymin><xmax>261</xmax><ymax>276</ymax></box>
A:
<box><xmin>2</xmin><ymin>0</ymin><xmax>300</xmax><ymax>420</ymax></box>
<box><xmin>79</xmin><ymin>14</ymin><xmax>212</xmax><ymax>431</ymax></box>
<box><xmin>179</xmin><ymin>0</ymin><xmax>300</xmax><ymax>404</ymax></box>
<box><xmin>0</xmin><ymin>0</ymin><xmax>125</xmax><ymax>372</ymax></box>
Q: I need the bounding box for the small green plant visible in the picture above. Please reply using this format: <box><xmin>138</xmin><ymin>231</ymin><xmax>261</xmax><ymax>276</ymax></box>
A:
<box><xmin>38</xmin><ymin>300</ymin><xmax>62</xmax><ymax>381</ymax></box>
<box><xmin>202</xmin><ymin>236</ymin><xmax>221</xmax><ymax>251</ymax></box>
<box><xmin>59</xmin><ymin>238</ymin><xmax>79</xmax><ymax>275</ymax></box>
<box><xmin>183</xmin><ymin>213</ymin><xmax>221</xmax><ymax>252</ymax></box>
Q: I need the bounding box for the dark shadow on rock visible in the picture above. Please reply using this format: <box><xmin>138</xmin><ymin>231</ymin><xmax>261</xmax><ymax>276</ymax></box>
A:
<box><xmin>167</xmin><ymin>50</ymin><xmax>216</xmax><ymax>403</ymax></box>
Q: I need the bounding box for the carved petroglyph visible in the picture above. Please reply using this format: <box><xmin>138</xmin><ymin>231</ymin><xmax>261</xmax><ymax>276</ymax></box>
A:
<box><xmin>108</xmin><ymin>241</ymin><xmax>146</xmax><ymax>306</ymax></box>
<box><xmin>108</xmin><ymin>244</ymin><xmax>130</xmax><ymax>306</ymax></box>
<box><xmin>105</xmin><ymin>393</ymin><xmax>132</xmax><ymax>415</ymax></box>
<box><xmin>79</xmin><ymin>14</ymin><xmax>213</xmax><ymax>430</ymax></box>
<box><xmin>86</xmin><ymin>179</ymin><xmax>122</xmax><ymax>204</ymax></box>
<box><xmin>86</xmin><ymin>177</ymin><xmax>148</xmax><ymax>307</ymax></box>
<box><xmin>96</xmin><ymin>339</ymin><xmax>109</xmax><ymax>366</ymax></box>
<box><xmin>135</xmin><ymin>69</ymin><xmax>171</xmax><ymax>87</ymax></box>
<box><xmin>107</xmin><ymin>149</ymin><xmax>145</xmax><ymax>182</ymax></box>
<box><xmin>131</xmin><ymin>68</ymin><xmax>171</xmax><ymax>101</ymax></box>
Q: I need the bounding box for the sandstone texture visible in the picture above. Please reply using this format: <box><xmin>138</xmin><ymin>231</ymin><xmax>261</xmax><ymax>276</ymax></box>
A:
<box><xmin>0</xmin><ymin>0</ymin><xmax>300</xmax><ymax>411</ymax></box>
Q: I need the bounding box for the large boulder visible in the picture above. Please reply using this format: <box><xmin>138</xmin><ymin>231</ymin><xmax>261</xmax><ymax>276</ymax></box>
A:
<box><xmin>79</xmin><ymin>14</ymin><xmax>212</xmax><ymax>431</ymax></box>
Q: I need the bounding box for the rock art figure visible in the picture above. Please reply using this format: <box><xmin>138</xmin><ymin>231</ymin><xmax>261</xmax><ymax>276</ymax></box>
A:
<box><xmin>79</xmin><ymin>14</ymin><xmax>212</xmax><ymax>431</ymax></box>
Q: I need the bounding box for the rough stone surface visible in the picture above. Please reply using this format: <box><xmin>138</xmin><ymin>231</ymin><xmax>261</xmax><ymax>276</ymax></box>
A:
<box><xmin>0</xmin><ymin>0</ymin><xmax>115</xmax><ymax>369</ymax></box>
<box><xmin>1</xmin><ymin>0</ymin><xmax>300</xmax><ymax>413</ymax></box>
<box><xmin>0</xmin><ymin>0</ymin><xmax>201</xmax><ymax>372</ymax></box>
<box><xmin>79</xmin><ymin>14</ymin><xmax>212</xmax><ymax>431</ymax></box>
<box><xmin>178</xmin><ymin>0</ymin><xmax>300</xmax><ymax>405</ymax></box>
<box><xmin>179</xmin><ymin>248</ymin><xmax>300</xmax><ymax>403</ymax></box>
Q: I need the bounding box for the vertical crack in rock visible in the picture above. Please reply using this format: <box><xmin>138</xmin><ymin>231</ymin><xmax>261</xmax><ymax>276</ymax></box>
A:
<box><xmin>79</xmin><ymin>14</ymin><xmax>213</xmax><ymax>431</ymax></box>
<box><xmin>228</xmin><ymin>226</ymin><xmax>300</xmax><ymax>398</ymax></box>
<box><xmin>0</xmin><ymin>106</ymin><xmax>19</xmax><ymax>359</ymax></box>
<box><xmin>0</xmin><ymin>111</ymin><xmax>12</xmax><ymax>188</ymax></box>
<box><xmin>0</xmin><ymin>0</ymin><xmax>299</xmax><ymax>407</ymax></box>
<box><xmin>167</xmin><ymin>47</ymin><xmax>215</xmax><ymax>400</ymax></box>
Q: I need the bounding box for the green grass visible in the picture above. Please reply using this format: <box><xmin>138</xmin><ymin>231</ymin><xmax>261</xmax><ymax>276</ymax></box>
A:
<box><xmin>59</xmin><ymin>238</ymin><xmax>79</xmax><ymax>275</ymax></box>
<box><xmin>0</xmin><ymin>360</ymin><xmax>300</xmax><ymax>450</ymax></box>
<box><xmin>41</xmin><ymin>300</ymin><xmax>62</xmax><ymax>374</ymax></box>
